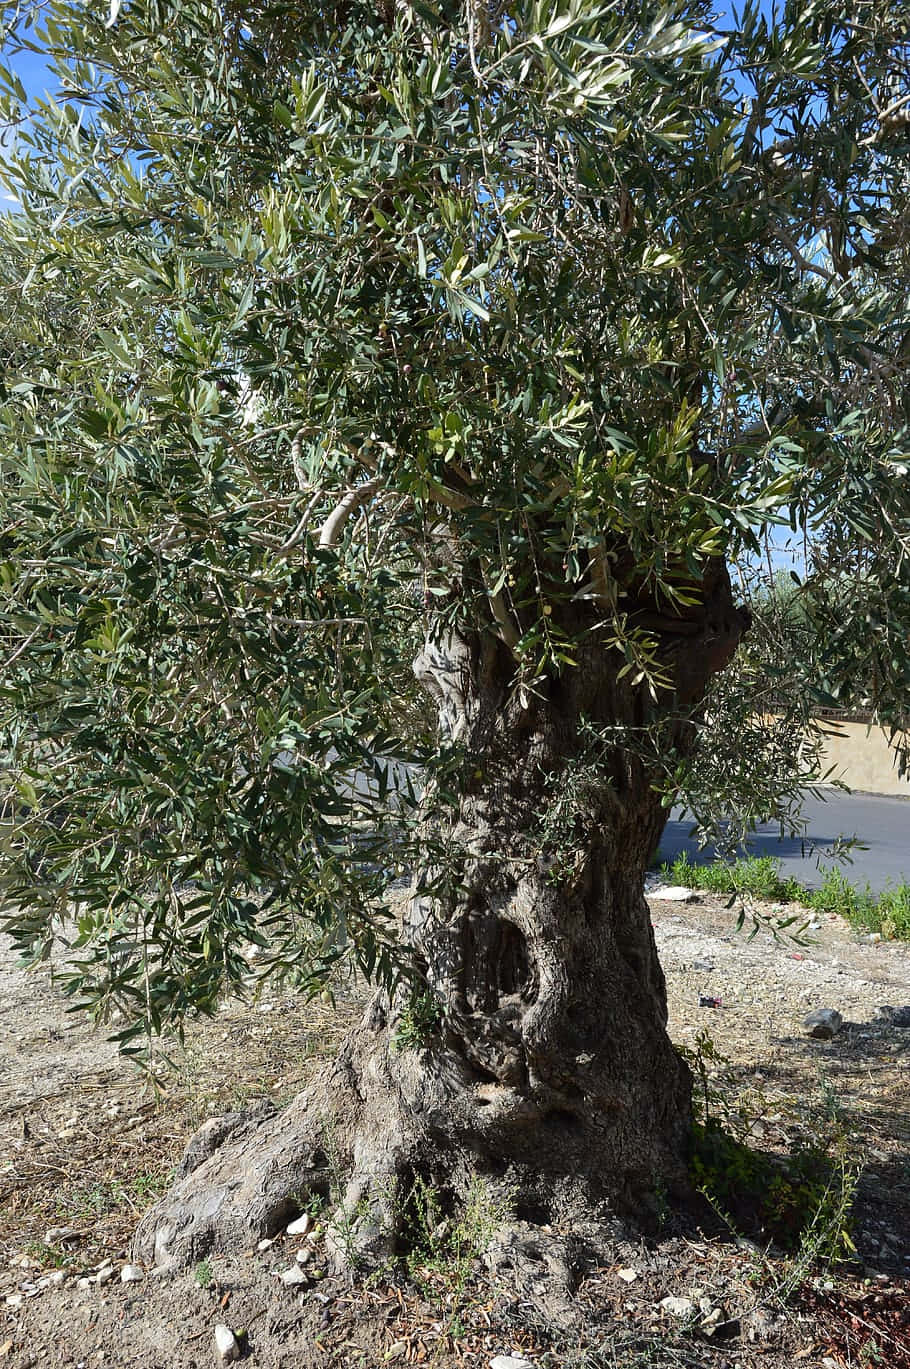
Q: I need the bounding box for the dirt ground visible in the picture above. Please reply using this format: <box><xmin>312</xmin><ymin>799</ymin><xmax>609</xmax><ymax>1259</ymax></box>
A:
<box><xmin>1</xmin><ymin>887</ymin><xmax>909</xmax><ymax>1368</ymax></box>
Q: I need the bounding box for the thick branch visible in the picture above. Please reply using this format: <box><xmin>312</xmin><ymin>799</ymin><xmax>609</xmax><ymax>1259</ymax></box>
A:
<box><xmin>423</xmin><ymin>478</ymin><xmax>477</xmax><ymax>512</ymax></box>
<box><xmin>318</xmin><ymin>477</ymin><xmax>383</xmax><ymax>548</ymax></box>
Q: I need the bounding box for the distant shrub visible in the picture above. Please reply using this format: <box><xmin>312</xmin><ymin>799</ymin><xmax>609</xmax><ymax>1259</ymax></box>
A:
<box><xmin>659</xmin><ymin>854</ymin><xmax>910</xmax><ymax>943</ymax></box>
<box><xmin>804</xmin><ymin>869</ymin><xmax>877</xmax><ymax>926</ymax></box>
<box><xmin>661</xmin><ymin>853</ymin><xmax>800</xmax><ymax>902</ymax></box>
<box><xmin>874</xmin><ymin>883</ymin><xmax>910</xmax><ymax>940</ymax></box>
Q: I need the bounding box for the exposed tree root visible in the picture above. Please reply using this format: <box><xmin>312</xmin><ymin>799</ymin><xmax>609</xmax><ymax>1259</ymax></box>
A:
<box><xmin>133</xmin><ymin>981</ymin><xmax>687</xmax><ymax>1292</ymax></box>
<box><xmin>134</xmin><ymin>998</ymin><xmax>407</xmax><ymax>1271</ymax></box>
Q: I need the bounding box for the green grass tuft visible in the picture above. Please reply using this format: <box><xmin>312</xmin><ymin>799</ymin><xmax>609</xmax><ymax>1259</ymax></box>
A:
<box><xmin>660</xmin><ymin>853</ymin><xmax>802</xmax><ymax>902</ymax></box>
<box><xmin>658</xmin><ymin>854</ymin><xmax>910</xmax><ymax>942</ymax></box>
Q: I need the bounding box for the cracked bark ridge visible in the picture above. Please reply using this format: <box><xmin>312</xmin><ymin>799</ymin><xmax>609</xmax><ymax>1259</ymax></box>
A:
<box><xmin>134</xmin><ymin>571</ymin><xmax>748</xmax><ymax>1277</ymax></box>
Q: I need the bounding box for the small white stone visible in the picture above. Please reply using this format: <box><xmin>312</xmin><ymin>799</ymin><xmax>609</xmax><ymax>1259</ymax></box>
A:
<box><xmin>4</xmin><ymin>1295</ymin><xmax>23</xmax><ymax>1309</ymax></box>
<box><xmin>294</xmin><ymin>1248</ymin><xmax>311</xmax><ymax>1266</ymax></box>
<box><xmin>617</xmin><ymin>1267</ymin><xmax>639</xmax><ymax>1283</ymax></box>
<box><xmin>214</xmin><ymin>1323</ymin><xmax>241</xmax><ymax>1363</ymax></box>
<box><xmin>95</xmin><ymin>1264</ymin><xmax>115</xmax><ymax>1286</ymax></box>
<box><xmin>490</xmin><ymin>1357</ymin><xmax>534</xmax><ymax>1369</ymax></box>
<box><xmin>803</xmin><ymin>1008</ymin><xmax>843</xmax><ymax>1040</ymax></box>
<box><xmin>48</xmin><ymin>1271</ymin><xmax>65</xmax><ymax>1287</ymax></box>
<box><xmin>120</xmin><ymin>1264</ymin><xmax>144</xmax><ymax>1283</ymax></box>
<box><xmin>256</xmin><ymin>1238</ymin><xmax>274</xmax><ymax>1252</ymax></box>
<box><xmin>77</xmin><ymin>1277</ymin><xmax>93</xmax><ymax>1290</ymax></box>
<box><xmin>279</xmin><ymin>1265</ymin><xmax>309</xmax><ymax>1286</ymax></box>
<box><xmin>286</xmin><ymin>1213</ymin><xmax>313</xmax><ymax>1237</ymax></box>
<box><xmin>649</xmin><ymin>884</ymin><xmax>697</xmax><ymax>903</ymax></box>
<box><xmin>660</xmin><ymin>1296</ymin><xmax>695</xmax><ymax>1317</ymax></box>
<box><xmin>44</xmin><ymin>1226</ymin><xmax>77</xmax><ymax>1246</ymax></box>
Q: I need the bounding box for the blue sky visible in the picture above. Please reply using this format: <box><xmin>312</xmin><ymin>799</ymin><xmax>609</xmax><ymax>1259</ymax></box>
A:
<box><xmin>8</xmin><ymin>44</ymin><xmax>53</xmax><ymax>100</ymax></box>
<box><xmin>0</xmin><ymin>19</ymin><xmax>52</xmax><ymax>205</ymax></box>
<box><xmin>2</xmin><ymin>3</ymin><xmax>56</xmax><ymax>103</ymax></box>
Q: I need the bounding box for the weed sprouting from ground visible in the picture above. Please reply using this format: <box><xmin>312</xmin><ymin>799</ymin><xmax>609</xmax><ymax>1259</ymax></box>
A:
<box><xmin>807</xmin><ymin>868</ymin><xmax>878</xmax><ymax>926</ymax></box>
<box><xmin>23</xmin><ymin>1238</ymin><xmax>66</xmax><ymax>1270</ymax></box>
<box><xmin>402</xmin><ymin>1174</ymin><xmax>510</xmax><ymax>1291</ymax></box>
<box><xmin>193</xmin><ymin>1257</ymin><xmax>214</xmax><ymax>1289</ymax></box>
<box><xmin>691</xmin><ymin>1121</ymin><xmax>858</xmax><ymax>1263</ymax></box>
<box><xmin>681</xmin><ymin>1030</ymin><xmax>859</xmax><ymax>1271</ymax></box>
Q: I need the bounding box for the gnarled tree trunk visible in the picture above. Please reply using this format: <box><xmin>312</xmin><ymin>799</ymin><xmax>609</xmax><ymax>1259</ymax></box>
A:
<box><xmin>134</xmin><ymin>568</ymin><xmax>747</xmax><ymax>1278</ymax></box>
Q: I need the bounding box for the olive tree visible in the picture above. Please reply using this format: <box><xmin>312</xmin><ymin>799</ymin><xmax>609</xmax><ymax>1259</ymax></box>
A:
<box><xmin>0</xmin><ymin>0</ymin><xmax>908</xmax><ymax>1273</ymax></box>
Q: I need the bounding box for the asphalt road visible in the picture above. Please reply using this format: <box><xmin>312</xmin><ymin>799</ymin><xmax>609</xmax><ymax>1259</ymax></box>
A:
<box><xmin>657</xmin><ymin>787</ymin><xmax>910</xmax><ymax>894</ymax></box>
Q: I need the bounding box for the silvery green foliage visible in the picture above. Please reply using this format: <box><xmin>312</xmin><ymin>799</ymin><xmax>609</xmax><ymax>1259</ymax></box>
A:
<box><xmin>0</xmin><ymin>0</ymin><xmax>907</xmax><ymax>1052</ymax></box>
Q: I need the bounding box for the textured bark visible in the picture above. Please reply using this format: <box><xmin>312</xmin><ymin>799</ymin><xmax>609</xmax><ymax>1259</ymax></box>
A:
<box><xmin>133</xmin><ymin>566</ymin><xmax>748</xmax><ymax>1275</ymax></box>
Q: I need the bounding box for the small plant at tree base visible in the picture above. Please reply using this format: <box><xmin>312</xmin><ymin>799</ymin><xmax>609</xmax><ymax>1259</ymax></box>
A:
<box><xmin>774</xmin><ymin>1142</ymin><xmax>859</xmax><ymax>1299</ymax></box>
<box><xmin>402</xmin><ymin>1175</ymin><xmax>511</xmax><ymax>1297</ymax></box>
<box><xmin>63</xmin><ymin>1180</ymin><xmax>129</xmax><ymax>1221</ymax></box>
<box><xmin>392</xmin><ymin>988</ymin><xmax>444</xmax><ymax>1053</ymax></box>
<box><xmin>303</xmin><ymin>1191</ymin><xmax>328</xmax><ymax>1221</ymax></box>
<box><xmin>128</xmin><ymin>1170</ymin><xmax>167</xmax><ymax>1205</ymax></box>
<box><xmin>288</xmin><ymin>1185</ymin><xmax>328</xmax><ymax>1220</ymax></box>
<box><xmin>193</xmin><ymin>1257</ymin><xmax>214</xmax><ymax>1290</ymax></box>
<box><xmin>651</xmin><ymin>1181</ymin><xmax>671</xmax><ymax>1231</ymax></box>
<box><xmin>683</xmin><ymin>1032</ymin><xmax>858</xmax><ymax>1272</ymax></box>
<box><xmin>677</xmin><ymin>1028</ymin><xmax>766</xmax><ymax>1140</ymax></box>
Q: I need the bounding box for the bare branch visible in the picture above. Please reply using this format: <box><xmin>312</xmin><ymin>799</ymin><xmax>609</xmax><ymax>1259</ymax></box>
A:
<box><xmin>290</xmin><ymin>427</ymin><xmax>309</xmax><ymax>490</ymax></box>
<box><xmin>273</xmin><ymin>489</ymin><xmax>324</xmax><ymax>561</ymax></box>
<box><xmin>318</xmin><ymin>477</ymin><xmax>383</xmax><ymax>548</ymax></box>
<box><xmin>424</xmin><ymin>480</ymin><xmax>476</xmax><ymax>512</ymax></box>
<box><xmin>590</xmin><ymin>544</ymin><xmax>615</xmax><ymax>606</ymax></box>
<box><xmin>1</xmin><ymin>624</ymin><xmax>43</xmax><ymax>673</ymax></box>
<box><xmin>770</xmin><ymin>223</ymin><xmax>837</xmax><ymax>283</ymax></box>
<box><xmin>488</xmin><ymin>589</ymin><xmax>521</xmax><ymax>652</ymax></box>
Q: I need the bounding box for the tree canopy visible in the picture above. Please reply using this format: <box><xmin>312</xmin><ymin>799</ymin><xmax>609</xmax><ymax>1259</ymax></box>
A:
<box><xmin>1</xmin><ymin>0</ymin><xmax>909</xmax><ymax>1060</ymax></box>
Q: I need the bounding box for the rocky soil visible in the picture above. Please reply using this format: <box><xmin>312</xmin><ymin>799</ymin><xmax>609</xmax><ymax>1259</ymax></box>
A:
<box><xmin>1</xmin><ymin>886</ymin><xmax>909</xmax><ymax>1368</ymax></box>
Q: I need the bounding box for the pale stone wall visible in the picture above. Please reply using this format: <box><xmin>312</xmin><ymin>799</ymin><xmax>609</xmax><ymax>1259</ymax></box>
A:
<box><xmin>817</xmin><ymin>719</ymin><xmax>910</xmax><ymax>797</ymax></box>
